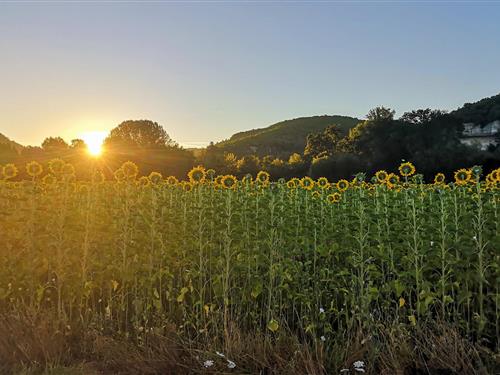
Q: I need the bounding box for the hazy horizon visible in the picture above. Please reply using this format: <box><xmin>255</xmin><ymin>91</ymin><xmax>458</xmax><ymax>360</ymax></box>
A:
<box><xmin>1</xmin><ymin>2</ymin><xmax>500</xmax><ymax>148</ymax></box>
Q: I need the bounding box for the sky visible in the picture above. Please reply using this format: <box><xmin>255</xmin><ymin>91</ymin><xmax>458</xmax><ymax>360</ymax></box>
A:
<box><xmin>1</xmin><ymin>1</ymin><xmax>499</xmax><ymax>148</ymax></box>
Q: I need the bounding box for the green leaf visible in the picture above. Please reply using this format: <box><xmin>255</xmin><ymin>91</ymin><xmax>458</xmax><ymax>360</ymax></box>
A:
<box><xmin>267</xmin><ymin>319</ymin><xmax>279</xmax><ymax>333</ymax></box>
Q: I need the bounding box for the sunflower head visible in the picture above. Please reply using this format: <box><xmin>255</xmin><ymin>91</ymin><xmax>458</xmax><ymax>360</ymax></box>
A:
<box><xmin>493</xmin><ymin>168</ymin><xmax>500</xmax><ymax>182</ymax></box>
<box><xmin>114</xmin><ymin>168</ymin><xmax>126</xmax><ymax>182</ymax></box>
<box><xmin>454</xmin><ymin>168</ymin><xmax>472</xmax><ymax>185</ymax></box>
<box><xmin>398</xmin><ymin>162</ymin><xmax>416</xmax><ymax>177</ymax></box>
<box><xmin>375</xmin><ymin>170</ymin><xmax>388</xmax><ymax>183</ymax></box>
<box><xmin>166</xmin><ymin>176</ymin><xmax>179</xmax><ymax>185</ymax></box>
<box><xmin>326</xmin><ymin>192</ymin><xmax>341</xmax><ymax>204</ymax></box>
<box><xmin>26</xmin><ymin>161</ymin><xmax>43</xmax><ymax>177</ymax></box>
<box><xmin>256</xmin><ymin>171</ymin><xmax>270</xmax><ymax>185</ymax></box>
<box><xmin>182</xmin><ymin>181</ymin><xmax>193</xmax><ymax>192</ymax></box>
<box><xmin>241</xmin><ymin>174</ymin><xmax>253</xmax><ymax>185</ymax></box>
<box><xmin>221</xmin><ymin>175</ymin><xmax>238</xmax><ymax>189</ymax></box>
<box><xmin>317</xmin><ymin>177</ymin><xmax>330</xmax><ymax>189</ymax></box>
<box><xmin>471</xmin><ymin>165</ymin><xmax>483</xmax><ymax>179</ymax></box>
<box><xmin>3</xmin><ymin>164</ymin><xmax>18</xmax><ymax>180</ymax></box>
<box><xmin>92</xmin><ymin>170</ymin><xmax>105</xmax><ymax>184</ymax></box>
<box><xmin>387</xmin><ymin>173</ymin><xmax>400</xmax><ymax>187</ymax></box>
<box><xmin>214</xmin><ymin>175</ymin><xmax>224</xmax><ymax>188</ymax></box>
<box><xmin>48</xmin><ymin>159</ymin><xmax>65</xmax><ymax>175</ymax></box>
<box><xmin>121</xmin><ymin>161</ymin><xmax>139</xmax><ymax>180</ymax></box>
<box><xmin>42</xmin><ymin>174</ymin><xmax>56</xmax><ymax>185</ymax></box>
<box><xmin>206</xmin><ymin>169</ymin><xmax>216</xmax><ymax>180</ymax></box>
<box><xmin>188</xmin><ymin>166</ymin><xmax>206</xmax><ymax>184</ymax></box>
<box><xmin>138</xmin><ymin>176</ymin><xmax>150</xmax><ymax>187</ymax></box>
<box><xmin>300</xmin><ymin>176</ymin><xmax>315</xmax><ymax>190</ymax></box>
<box><xmin>148</xmin><ymin>171</ymin><xmax>163</xmax><ymax>185</ymax></box>
<box><xmin>286</xmin><ymin>178</ymin><xmax>298</xmax><ymax>189</ymax></box>
<box><xmin>311</xmin><ymin>191</ymin><xmax>321</xmax><ymax>199</ymax></box>
<box><xmin>336</xmin><ymin>179</ymin><xmax>349</xmax><ymax>192</ymax></box>
<box><xmin>434</xmin><ymin>173</ymin><xmax>445</xmax><ymax>185</ymax></box>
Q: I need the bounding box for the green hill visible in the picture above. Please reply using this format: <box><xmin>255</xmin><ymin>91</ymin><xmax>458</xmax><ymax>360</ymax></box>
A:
<box><xmin>452</xmin><ymin>93</ymin><xmax>500</xmax><ymax>125</ymax></box>
<box><xmin>0</xmin><ymin>133</ymin><xmax>23</xmax><ymax>153</ymax></box>
<box><xmin>216</xmin><ymin>115</ymin><xmax>360</xmax><ymax>158</ymax></box>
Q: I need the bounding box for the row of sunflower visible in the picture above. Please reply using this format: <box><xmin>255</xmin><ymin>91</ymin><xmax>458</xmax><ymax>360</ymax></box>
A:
<box><xmin>0</xmin><ymin>157</ymin><xmax>498</xmax><ymax>371</ymax></box>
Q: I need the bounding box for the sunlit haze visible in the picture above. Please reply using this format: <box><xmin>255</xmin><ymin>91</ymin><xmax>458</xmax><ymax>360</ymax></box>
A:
<box><xmin>81</xmin><ymin>131</ymin><xmax>107</xmax><ymax>157</ymax></box>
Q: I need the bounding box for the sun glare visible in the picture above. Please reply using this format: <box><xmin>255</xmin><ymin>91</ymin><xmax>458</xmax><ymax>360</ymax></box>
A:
<box><xmin>81</xmin><ymin>131</ymin><xmax>107</xmax><ymax>156</ymax></box>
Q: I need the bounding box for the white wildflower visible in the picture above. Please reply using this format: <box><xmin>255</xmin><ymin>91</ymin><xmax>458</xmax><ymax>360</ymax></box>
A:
<box><xmin>216</xmin><ymin>351</ymin><xmax>225</xmax><ymax>358</ymax></box>
<box><xmin>473</xmin><ymin>235</ymin><xmax>477</xmax><ymax>241</ymax></box>
<box><xmin>319</xmin><ymin>307</ymin><xmax>325</xmax><ymax>314</ymax></box>
<box><xmin>430</xmin><ymin>241</ymin><xmax>434</xmax><ymax>246</ymax></box>
<box><xmin>353</xmin><ymin>360</ymin><xmax>365</xmax><ymax>372</ymax></box>
<box><xmin>203</xmin><ymin>360</ymin><xmax>214</xmax><ymax>368</ymax></box>
<box><xmin>320</xmin><ymin>335</ymin><xmax>326</xmax><ymax>342</ymax></box>
<box><xmin>227</xmin><ymin>360</ymin><xmax>236</xmax><ymax>369</ymax></box>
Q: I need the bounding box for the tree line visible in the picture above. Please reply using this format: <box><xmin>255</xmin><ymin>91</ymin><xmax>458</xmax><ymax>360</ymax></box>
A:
<box><xmin>1</xmin><ymin>109</ymin><xmax>499</xmax><ymax>181</ymax></box>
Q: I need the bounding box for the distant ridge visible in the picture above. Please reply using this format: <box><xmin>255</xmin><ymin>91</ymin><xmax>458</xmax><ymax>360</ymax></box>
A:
<box><xmin>216</xmin><ymin>115</ymin><xmax>360</xmax><ymax>158</ymax></box>
<box><xmin>452</xmin><ymin>93</ymin><xmax>500</xmax><ymax>125</ymax></box>
<box><xmin>0</xmin><ymin>133</ymin><xmax>23</xmax><ymax>153</ymax></box>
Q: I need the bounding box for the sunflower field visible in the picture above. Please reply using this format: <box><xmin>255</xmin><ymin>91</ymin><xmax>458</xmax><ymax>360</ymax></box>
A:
<box><xmin>0</xmin><ymin>160</ymin><xmax>499</xmax><ymax>374</ymax></box>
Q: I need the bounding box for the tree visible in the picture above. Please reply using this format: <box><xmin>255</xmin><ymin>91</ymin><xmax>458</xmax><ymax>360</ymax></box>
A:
<box><xmin>71</xmin><ymin>139</ymin><xmax>87</xmax><ymax>149</ymax></box>
<box><xmin>104</xmin><ymin>120</ymin><xmax>177</xmax><ymax>149</ymax></box>
<box><xmin>42</xmin><ymin>137</ymin><xmax>69</xmax><ymax>152</ymax></box>
<box><xmin>304</xmin><ymin>125</ymin><xmax>342</xmax><ymax>158</ymax></box>
<box><xmin>400</xmin><ymin>109</ymin><xmax>447</xmax><ymax>125</ymax></box>
<box><xmin>366</xmin><ymin>106</ymin><xmax>395</xmax><ymax>122</ymax></box>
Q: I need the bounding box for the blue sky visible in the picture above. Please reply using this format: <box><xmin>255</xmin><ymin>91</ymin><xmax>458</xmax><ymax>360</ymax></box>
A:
<box><xmin>1</xmin><ymin>1</ymin><xmax>499</xmax><ymax>147</ymax></box>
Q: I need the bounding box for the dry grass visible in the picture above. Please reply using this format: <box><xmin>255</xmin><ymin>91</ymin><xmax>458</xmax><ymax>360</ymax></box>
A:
<box><xmin>0</xmin><ymin>311</ymin><xmax>498</xmax><ymax>374</ymax></box>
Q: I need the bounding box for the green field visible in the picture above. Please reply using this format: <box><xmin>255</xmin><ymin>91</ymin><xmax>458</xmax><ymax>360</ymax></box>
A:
<box><xmin>1</xmin><ymin>161</ymin><xmax>499</xmax><ymax>374</ymax></box>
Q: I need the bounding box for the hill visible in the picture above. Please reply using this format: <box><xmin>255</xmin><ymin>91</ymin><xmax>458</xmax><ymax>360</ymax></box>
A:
<box><xmin>216</xmin><ymin>115</ymin><xmax>360</xmax><ymax>158</ymax></box>
<box><xmin>452</xmin><ymin>93</ymin><xmax>500</xmax><ymax>125</ymax></box>
<box><xmin>0</xmin><ymin>133</ymin><xmax>23</xmax><ymax>153</ymax></box>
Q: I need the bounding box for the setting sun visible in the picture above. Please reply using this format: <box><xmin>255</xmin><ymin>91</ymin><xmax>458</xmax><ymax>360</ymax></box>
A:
<box><xmin>81</xmin><ymin>131</ymin><xmax>107</xmax><ymax>156</ymax></box>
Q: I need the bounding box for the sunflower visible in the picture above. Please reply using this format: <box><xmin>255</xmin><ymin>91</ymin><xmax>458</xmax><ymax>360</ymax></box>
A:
<box><xmin>387</xmin><ymin>173</ymin><xmax>400</xmax><ymax>187</ymax></box>
<box><xmin>454</xmin><ymin>168</ymin><xmax>472</xmax><ymax>186</ymax></box>
<box><xmin>336</xmin><ymin>179</ymin><xmax>349</xmax><ymax>192</ymax></box>
<box><xmin>121</xmin><ymin>161</ymin><xmax>139</xmax><ymax>180</ymax></box>
<box><xmin>214</xmin><ymin>175</ymin><xmax>224</xmax><ymax>188</ymax></box>
<box><xmin>148</xmin><ymin>171</ymin><xmax>163</xmax><ymax>185</ymax></box>
<box><xmin>398</xmin><ymin>162</ymin><xmax>416</xmax><ymax>177</ymax></box>
<box><xmin>471</xmin><ymin>165</ymin><xmax>482</xmax><ymax>179</ymax></box>
<box><xmin>486</xmin><ymin>173</ymin><xmax>495</xmax><ymax>185</ymax></box>
<box><xmin>48</xmin><ymin>159</ymin><xmax>65</xmax><ymax>175</ymax></box>
<box><xmin>26</xmin><ymin>161</ymin><xmax>43</xmax><ymax>177</ymax></box>
<box><xmin>221</xmin><ymin>175</ymin><xmax>238</xmax><ymax>189</ymax></box>
<box><xmin>492</xmin><ymin>168</ymin><xmax>500</xmax><ymax>182</ymax></box>
<box><xmin>300</xmin><ymin>176</ymin><xmax>315</xmax><ymax>190</ymax></box>
<box><xmin>92</xmin><ymin>170</ymin><xmax>105</xmax><ymax>184</ymax></box>
<box><xmin>3</xmin><ymin>164</ymin><xmax>18</xmax><ymax>180</ymax></box>
<box><xmin>206</xmin><ymin>169</ymin><xmax>216</xmax><ymax>180</ymax></box>
<box><xmin>256</xmin><ymin>171</ymin><xmax>270</xmax><ymax>185</ymax></box>
<box><xmin>286</xmin><ymin>179</ymin><xmax>297</xmax><ymax>189</ymax></box>
<box><xmin>434</xmin><ymin>173</ymin><xmax>445</xmax><ymax>185</ymax></box>
<box><xmin>114</xmin><ymin>168</ymin><xmax>126</xmax><ymax>182</ymax></box>
<box><xmin>166</xmin><ymin>176</ymin><xmax>179</xmax><ymax>185</ymax></box>
<box><xmin>316</xmin><ymin>177</ymin><xmax>330</xmax><ymax>189</ymax></box>
<box><xmin>42</xmin><ymin>174</ymin><xmax>56</xmax><ymax>185</ymax></box>
<box><xmin>326</xmin><ymin>192</ymin><xmax>341</xmax><ymax>204</ymax></box>
<box><xmin>188</xmin><ymin>166</ymin><xmax>206</xmax><ymax>184</ymax></box>
<box><xmin>138</xmin><ymin>176</ymin><xmax>150</xmax><ymax>187</ymax></box>
<box><xmin>241</xmin><ymin>174</ymin><xmax>253</xmax><ymax>185</ymax></box>
<box><xmin>311</xmin><ymin>191</ymin><xmax>321</xmax><ymax>199</ymax></box>
<box><xmin>375</xmin><ymin>170</ymin><xmax>388</xmax><ymax>183</ymax></box>
<box><xmin>182</xmin><ymin>181</ymin><xmax>193</xmax><ymax>192</ymax></box>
